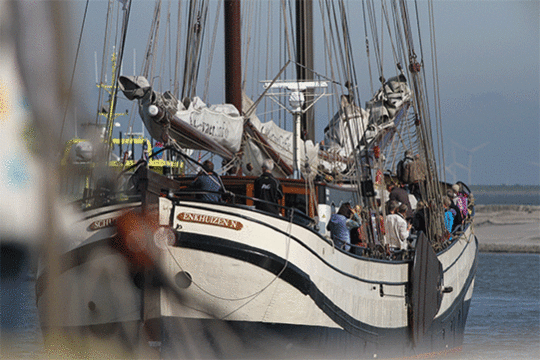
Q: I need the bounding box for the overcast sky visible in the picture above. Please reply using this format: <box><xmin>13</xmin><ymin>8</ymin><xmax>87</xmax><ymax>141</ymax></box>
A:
<box><xmin>71</xmin><ymin>0</ymin><xmax>539</xmax><ymax>186</ymax></box>
<box><xmin>433</xmin><ymin>0</ymin><xmax>539</xmax><ymax>186</ymax></box>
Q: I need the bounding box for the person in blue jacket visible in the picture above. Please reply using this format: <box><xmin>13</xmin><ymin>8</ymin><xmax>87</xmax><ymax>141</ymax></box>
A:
<box><xmin>191</xmin><ymin>160</ymin><xmax>224</xmax><ymax>202</ymax></box>
<box><xmin>326</xmin><ymin>202</ymin><xmax>361</xmax><ymax>251</ymax></box>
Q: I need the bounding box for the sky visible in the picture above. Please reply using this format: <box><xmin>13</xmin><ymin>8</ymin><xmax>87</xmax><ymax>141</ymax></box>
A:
<box><xmin>69</xmin><ymin>0</ymin><xmax>539</xmax><ymax>186</ymax></box>
<box><xmin>433</xmin><ymin>1</ymin><xmax>539</xmax><ymax>186</ymax></box>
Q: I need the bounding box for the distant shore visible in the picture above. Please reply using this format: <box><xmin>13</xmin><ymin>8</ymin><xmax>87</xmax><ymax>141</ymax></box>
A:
<box><xmin>472</xmin><ymin>205</ymin><xmax>539</xmax><ymax>254</ymax></box>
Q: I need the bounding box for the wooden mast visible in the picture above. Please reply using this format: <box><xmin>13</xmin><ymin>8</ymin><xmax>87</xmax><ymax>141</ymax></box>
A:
<box><xmin>224</xmin><ymin>0</ymin><xmax>242</xmax><ymax>114</ymax></box>
<box><xmin>295</xmin><ymin>0</ymin><xmax>314</xmax><ymax>141</ymax></box>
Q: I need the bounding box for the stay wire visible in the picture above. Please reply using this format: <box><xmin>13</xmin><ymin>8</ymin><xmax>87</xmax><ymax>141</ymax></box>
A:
<box><xmin>340</xmin><ymin>0</ymin><xmax>364</xmax><ymax>110</ymax></box>
<box><xmin>241</xmin><ymin>0</ymin><xmax>254</xmax><ymax>94</ymax></box>
<box><xmin>105</xmin><ymin>0</ymin><xmax>132</xmax><ymax>153</ymax></box>
<box><xmin>428</xmin><ymin>0</ymin><xmax>446</xmax><ymax>184</ymax></box>
<box><xmin>361</xmin><ymin>0</ymin><xmax>374</xmax><ymax>94</ymax></box>
<box><xmin>173</xmin><ymin>0</ymin><xmax>183</xmax><ymax>98</ymax></box>
<box><xmin>165</xmin><ymin>213</ymin><xmax>293</xmax><ymax>315</ymax></box>
<box><xmin>95</xmin><ymin>0</ymin><xmax>114</xmax><ymax>125</ymax></box>
<box><xmin>60</xmin><ymin>0</ymin><xmax>90</xmax><ymax>141</ymax></box>
<box><xmin>203</xmin><ymin>0</ymin><xmax>222</xmax><ymax>101</ymax></box>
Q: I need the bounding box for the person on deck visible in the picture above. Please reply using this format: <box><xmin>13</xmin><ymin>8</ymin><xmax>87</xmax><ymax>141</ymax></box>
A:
<box><xmin>385</xmin><ymin>201</ymin><xmax>412</xmax><ymax>250</ymax></box>
<box><xmin>412</xmin><ymin>200</ymin><xmax>427</xmax><ymax>234</ymax></box>
<box><xmin>405</xmin><ymin>154</ymin><xmax>427</xmax><ymax>200</ymax></box>
<box><xmin>152</xmin><ymin>142</ymin><xmax>163</xmax><ymax>159</ymax></box>
<box><xmin>387</xmin><ymin>183</ymin><xmax>413</xmax><ymax>219</ymax></box>
<box><xmin>191</xmin><ymin>160</ymin><xmax>224</xmax><ymax>202</ymax></box>
<box><xmin>443</xmin><ymin>197</ymin><xmax>455</xmax><ymax>238</ymax></box>
<box><xmin>397</xmin><ymin>150</ymin><xmax>414</xmax><ymax>184</ymax></box>
<box><xmin>254</xmin><ymin>159</ymin><xmax>283</xmax><ymax>215</ymax></box>
<box><xmin>452</xmin><ymin>183</ymin><xmax>468</xmax><ymax>220</ymax></box>
<box><xmin>446</xmin><ymin>189</ymin><xmax>463</xmax><ymax>231</ymax></box>
<box><xmin>326</xmin><ymin>202</ymin><xmax>361</xmax><ymax>251</ymax></box>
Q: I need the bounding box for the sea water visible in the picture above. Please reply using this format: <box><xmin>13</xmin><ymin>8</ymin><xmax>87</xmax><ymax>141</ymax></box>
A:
<box><xmin>1</xmin><ymin>255</ymin><xmax>538</xmax><ymax>359</ymax></box>
<box><xmin>1</xmin><ymin>194</ymin><xmax>539</xmax><ymax>359</ymax></box>
<box><xmin>457</xmin><ymin>253</ymin><xmax>540</xmax><ymax>360</ymax></box>
<box><xmin>470</xmin><ymin>185</ymin><xmax>540</xmax><ymax>206</ymax></box>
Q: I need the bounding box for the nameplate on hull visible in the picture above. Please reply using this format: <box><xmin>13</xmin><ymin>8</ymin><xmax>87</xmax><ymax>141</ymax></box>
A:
<box><xmin>88</xmin><ymin>217</ymin><xmax>117</xmax><ymax>231</ymax></box>
<box><xmin>177</xmin><ymin>212</ymin><xmax>243</xmax><ymax>231</ymax></box>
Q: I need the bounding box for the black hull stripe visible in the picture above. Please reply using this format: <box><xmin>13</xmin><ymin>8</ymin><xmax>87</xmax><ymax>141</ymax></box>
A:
<box><xmin>174</xmin><ymin>202</ymin><xmax>410</xmax><ymax>286</ymax></box>
<box><xmin>35</xmin><ymin>236</ymin><xmax>116</xmax><ymax>302</ymax></box>
<box><xmin>81</xmin><ymin>202</ymin><xmax>141</xmax><ymax>221</ymax></box>
<box><xmin>442</xmin><ymin>233</ymin><xmax>476</xmax><ymax>273</ymax></box>
<box><xmin>171</xmin><ymin>204</ymin><xmax>478</xmax><ymax>325</ymax></box>
<box><xmin>174</xmin><ymin>232</ymin><xmax>478</xmax><ymax>340</ymax></box>
<box><xmin>176</xmin><ymin>232</ymin><xmax>386</xmax><ymax>338</ymax></box>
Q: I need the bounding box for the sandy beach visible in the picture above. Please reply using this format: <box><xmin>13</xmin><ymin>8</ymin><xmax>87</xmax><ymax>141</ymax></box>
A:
<box><xmin>471</xmin><ymin>205</ymin><xmax>540</xmax><ymax>253</ymax></box>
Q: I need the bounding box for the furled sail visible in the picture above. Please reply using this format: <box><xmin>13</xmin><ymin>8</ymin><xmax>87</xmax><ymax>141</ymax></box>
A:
<box><xmin>119</xmin><ymin>76</ymin><xmax>244</xmax><ymax>161</ymax></box>
<box><xmin>242</xmin><ymin>115</ymin><xmax>319</xmax><ymax>178</ymax></box>
<box><xmin>324</xmin><ymin>75</ymin><xmax>411</xmax><ymax>155</ymax></box>
<box><xmin>241</xmin><ymin>93</ymin><xmax>319</xmax><ymax>179</ymax></box>
<box><xmin>119</xmin><ymin>73</ymin><xmax>410</xmax><ymax>179</ymax></box>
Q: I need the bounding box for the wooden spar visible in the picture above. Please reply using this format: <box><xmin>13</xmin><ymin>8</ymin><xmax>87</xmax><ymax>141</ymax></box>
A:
<box><xmin>222</xmin><ymin>1</ymin><xmax>310</xmax><ymax>176</ymax></box>
<box><xmin>295</xmin><ymin>0</ymin><xmax>315</xmax><ymax>141</ymax></box>
<box><xmin>225</xmin><ymin>0</ymin><xmax>293</xmax><ymax>176</ymax></box>
<box><xmin>224</xmin><ymin>0</ymin><xmax>242</xmax><ymax>114</ymax></box>
<box><xmin>244</xmin><ymin>120</ymin><xmax>294</xmax><ymax>176</ymax></box>
<box><xmin>168</xmin><ymin>113</ymin><xmax>235</xmax><ymax>161</ymax></box>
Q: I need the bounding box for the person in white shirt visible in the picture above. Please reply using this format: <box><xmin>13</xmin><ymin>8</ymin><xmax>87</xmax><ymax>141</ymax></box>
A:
<box><xmin>385</xmin><ymin>201</ymin><xmax>412</xmax><ymax>250</ymax></box>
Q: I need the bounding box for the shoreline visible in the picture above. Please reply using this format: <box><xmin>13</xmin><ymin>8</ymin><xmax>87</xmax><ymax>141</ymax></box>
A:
<box><xmin>471</xmin><ymin>206</ymin><xmax>539</xmax><ymax>254</ymax></box>
<box><xmin>478</xmin><ymin>244</ymin><xmax>540</xmax><ymax>254</ymax></box>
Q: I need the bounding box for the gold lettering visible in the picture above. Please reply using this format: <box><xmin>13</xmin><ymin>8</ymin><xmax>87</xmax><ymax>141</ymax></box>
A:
<box><xmin>176</xmin><ymin>212</ymin><xmax>243</xmax><ymax>231</ymax></box>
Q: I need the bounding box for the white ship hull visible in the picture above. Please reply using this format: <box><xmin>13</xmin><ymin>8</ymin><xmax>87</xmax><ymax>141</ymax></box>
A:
<box><xmin>36</xmin><ymin>197</ymin><xmax>477</xmax><ymax>358</ymax></box>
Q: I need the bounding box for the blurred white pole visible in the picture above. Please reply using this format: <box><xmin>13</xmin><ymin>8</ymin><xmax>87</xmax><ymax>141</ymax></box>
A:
<box><xmin>95</xmin><ymin>51</ymin><xmax>99</xmax><ymax>84</ymax></box>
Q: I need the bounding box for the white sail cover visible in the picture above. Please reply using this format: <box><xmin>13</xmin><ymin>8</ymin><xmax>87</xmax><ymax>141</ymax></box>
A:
<box><xmin>242</xmin><ymin>96</ymin><xmax>319</xmax><ymax>179</ymax></box>
<box><xmin>324</xmin><ymin>95</ymin><xmax>370</xmax><ymax>155</ymax></box>
<box><xmin>119</xmin><ymin>76</ymin><xmax>244</xmax><ymax>156</ymax></box>
<box><xmin>324</xmin><ymin>75</ymin><xmax>412</xmax><ymax>155</ymax></box>
<box><xmin>174</xmin><ymin>97</ymin><xmax>244</xmax><ymax>153</ymax></box>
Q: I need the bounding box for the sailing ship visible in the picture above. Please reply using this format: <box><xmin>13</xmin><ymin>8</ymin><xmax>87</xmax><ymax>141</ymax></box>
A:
<box><xmin>36</xmin><ymin>0</ymin><xmax>478</xmax><ymax>358</ymax></box>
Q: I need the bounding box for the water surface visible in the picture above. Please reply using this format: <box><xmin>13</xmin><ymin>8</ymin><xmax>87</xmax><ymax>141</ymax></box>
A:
<box><xmin>1</xmin><ymin>254</ymin><xmax>538</xmax><ymax>359</ymax></box>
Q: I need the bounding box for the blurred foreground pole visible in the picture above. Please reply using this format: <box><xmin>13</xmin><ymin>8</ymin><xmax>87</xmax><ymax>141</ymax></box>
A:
<box><xmin>0</xmin><ymin>0</ymin><xmax>73</xmax><ymax>354</ymax></box>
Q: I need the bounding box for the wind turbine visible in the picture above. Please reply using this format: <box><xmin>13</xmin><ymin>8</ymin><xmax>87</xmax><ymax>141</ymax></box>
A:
<box><xmin>445</xmin><ymin>144</ymin><xmax>461</xmax><ymax>184</ymax></box>
<box><xmin>445</xmin><ymin>163</ymin><xmax>458</xmax><ymax>184</ymax></box>
<box><xmin>451</xmin><ymin>141</ymin><xmax>489</xmax><ymax>185</ymax></box>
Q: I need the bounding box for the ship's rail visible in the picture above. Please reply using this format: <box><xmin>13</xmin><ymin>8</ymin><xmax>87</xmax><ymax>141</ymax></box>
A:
<box><xmin>163</xmin><ymin>178</ymin><xmax>475</xmax><ymax>263</ymax></box>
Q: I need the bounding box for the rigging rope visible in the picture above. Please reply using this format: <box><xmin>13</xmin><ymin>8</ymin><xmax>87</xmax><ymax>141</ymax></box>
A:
<box><xmin>60</xmin><ymin>0</ymin><xmax>90</xmax><ymax>141</ymax></box>
<box><xmin>202</xmin><ymin>0</ymin><xmax>222</xmax><ymax>101</ymax></box>
<box><xmin>142</xmin><ymin>0</ymin><xmax>162</xmax><ymax>80</ymax></box>
<box><xmin>104</xmin><ymin>0</ymin><xmax>132</xmax><ymax>160</ymax></box>
<box><xmin>173</xmin><ymin>0</ymin><xmax>183</xmax><ymax>98</ymax></box>
<box><xmin>427</xmin><ymin>0</ymin><xmax>446</xmax><ymax>184</ymax></box>
<box><xmin>157</xmin><ymin>1</ymin><xmax>172</xmax><ymax>91</ymax></box>
<box><xmin>361</xmin><ymin>0</ymin><xmax>374</xmax><ymax>94</ymax></box>
<box><xmin>164</xmin><ymin>210</ymin><xmax>294</xmax><ymax>320</ymax></box>
<box><xmin>95</xmin><ymin>0</ymin><xmax>115</xmax><ymax>126</ymax></box>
